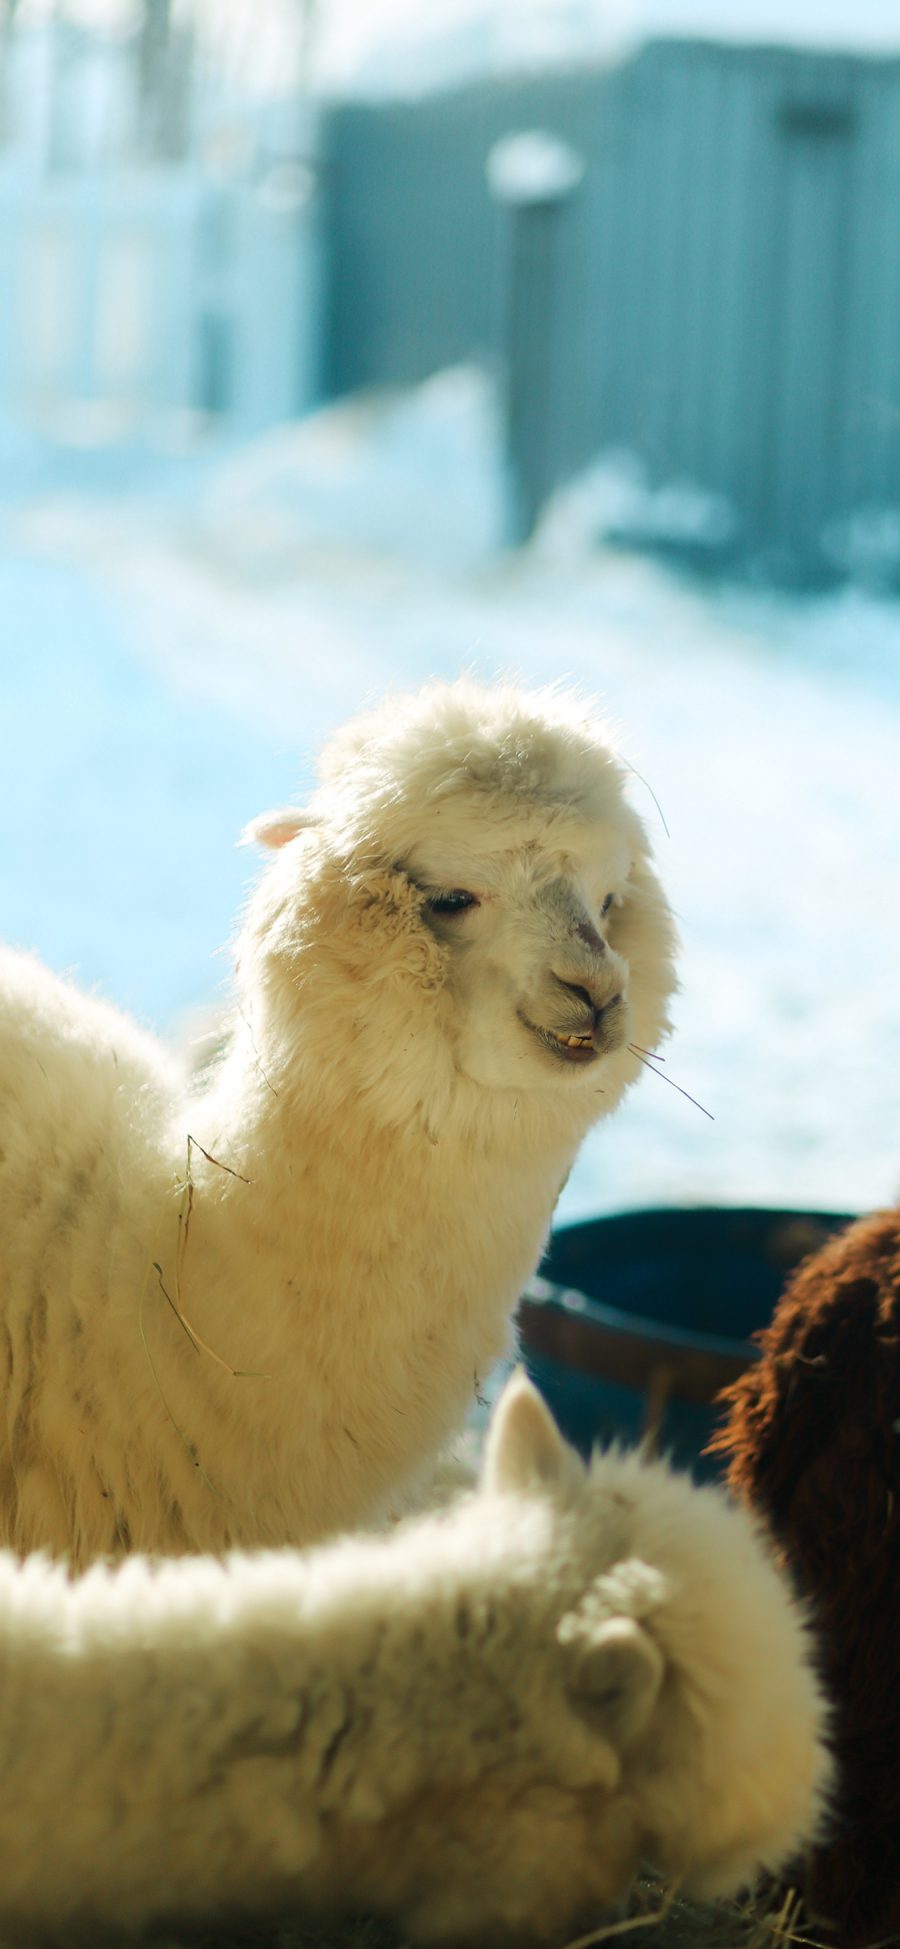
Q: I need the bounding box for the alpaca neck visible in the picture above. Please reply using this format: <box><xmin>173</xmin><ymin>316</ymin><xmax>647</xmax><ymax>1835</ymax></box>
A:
<box><xmin>197</xmin><ymin>1017</ymin><xmax>585</xmax><ymax>1218</ymax></box>
<box><xmin>157</xmin><ymin>1028</ymin><xmax>584</xmax><ymax>1544</ymax></box>
<box><xmin>189</xmin><ymin>1060</ymin><xmax>574</xmax><ymax>1306</ymax></box>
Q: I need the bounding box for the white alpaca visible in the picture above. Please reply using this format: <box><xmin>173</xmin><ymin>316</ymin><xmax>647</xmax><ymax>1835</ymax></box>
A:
<box><xmin>0</xmin><ymin>680</ymin><xmax>677</xmax><ymax>1564</ymax></box>
<box><xmin>0</xmin><ymin>1376</ymin><xmax>831</xmax><ymax>1944</ymax></box>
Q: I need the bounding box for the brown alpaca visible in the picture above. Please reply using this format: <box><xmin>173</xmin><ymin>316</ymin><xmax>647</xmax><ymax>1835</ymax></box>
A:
<box><xmin>712</xmin><ymin>1208</ymin><xmax>900</xmax><ymax>1949</ymax></box>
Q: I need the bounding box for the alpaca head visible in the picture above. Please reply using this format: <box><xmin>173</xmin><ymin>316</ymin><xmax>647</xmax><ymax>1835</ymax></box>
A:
<box><xmin>480</xmin><ymin>1373</ymin><xmax>833</xmax><ymax>1908</ymax></box>
<box><xmin>241</xmin><ymin>681</ymin><xmax>677</xmax><ymax>1125</ymax></box>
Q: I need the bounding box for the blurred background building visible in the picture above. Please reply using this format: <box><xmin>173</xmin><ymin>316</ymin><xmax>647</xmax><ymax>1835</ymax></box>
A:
<box><xmin>2</xmin><ymin>1</ymin><xmax>900</xmax><ymax>577</ymax></box>
<box><xmin>331</xmin><ymin>40</ymin><xmax>900</xmax><ymax>577</ymax></box>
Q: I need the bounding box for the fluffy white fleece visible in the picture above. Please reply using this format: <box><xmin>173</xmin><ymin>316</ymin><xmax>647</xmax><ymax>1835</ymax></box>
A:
<box><xmin>0</xmin><ymin>1376</ymin><xmax>830</xmax><ymax>1944</ymax></box>
<box><xmin>0</xmin><ymin>679</ymin><xmax>677</xmax><ymax>1564</ymax></box>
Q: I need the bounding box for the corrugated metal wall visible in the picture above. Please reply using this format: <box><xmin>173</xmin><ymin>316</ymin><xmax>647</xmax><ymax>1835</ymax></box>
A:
<box><xmin>325</xmin><ymin>40</ymin><xmax>900</xmax><ymax>579</ymax></box>
<box><xmin>326</xmin><ymin>69</ymin><xmax>603</xmax><ymax>397</ymax></box>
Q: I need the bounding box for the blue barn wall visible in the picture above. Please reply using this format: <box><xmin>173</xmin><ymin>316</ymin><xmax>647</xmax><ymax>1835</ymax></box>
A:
<box><xmin>324</xmin><ymin>40</ymin><xmax>900</xmax><ymax>578</ymax></box>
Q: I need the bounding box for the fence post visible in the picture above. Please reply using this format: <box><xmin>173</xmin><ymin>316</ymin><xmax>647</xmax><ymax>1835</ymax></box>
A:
<box><xmin>487</xmin><ymin>130</ymin><xmax>585</xmax><ymax>545</ymax></box>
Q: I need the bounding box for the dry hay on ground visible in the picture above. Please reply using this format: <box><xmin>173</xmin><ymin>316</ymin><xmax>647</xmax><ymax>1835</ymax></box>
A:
<box><xmin>102</xmin><ymin>1879</ymin><xmax>827</xmax><ymax>1949</ymax></box>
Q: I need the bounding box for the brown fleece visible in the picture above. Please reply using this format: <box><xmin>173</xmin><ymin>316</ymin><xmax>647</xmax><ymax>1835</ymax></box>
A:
<box><xmin>711</xmin><ymin>1209</ymin><xmax>900</xmax><ymax>1948</ymax></box>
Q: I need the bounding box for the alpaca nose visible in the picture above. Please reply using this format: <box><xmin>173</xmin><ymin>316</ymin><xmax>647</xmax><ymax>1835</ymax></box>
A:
<box><xmin>556</xmin><ymin>977</ymin><xmax>595</xmax><ymax>1013</ymax></box>
<box><xmin>555</xmin><ymin>975</ymin><xmax>623</xmax><ymax>1024</ymax></box>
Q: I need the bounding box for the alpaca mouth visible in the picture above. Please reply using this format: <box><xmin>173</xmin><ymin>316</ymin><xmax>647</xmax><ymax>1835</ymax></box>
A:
<box><xmin>520</xmin><ymin>1016</ymin><xmax>599</xmax><ymax>1065</ymax></box>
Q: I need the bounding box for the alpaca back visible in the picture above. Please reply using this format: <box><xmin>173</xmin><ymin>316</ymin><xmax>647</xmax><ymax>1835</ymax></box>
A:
<box><xmin>0</xmin><ymin>1375</ymin><xmax>831</xmax><ymax>1945</ymax></box>
<box><xmin>0</xmin><ymin>949</ymin><xmax>182</xmax><ymax>1556</ymax></box>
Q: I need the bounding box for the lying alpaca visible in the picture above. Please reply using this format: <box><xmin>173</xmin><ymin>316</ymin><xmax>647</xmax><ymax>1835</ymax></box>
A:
<box><xmin>0</xmin><ymin>679</ymin><xmax>677</xmax><ymax>1564</ymax></box>
<box><xmin>0</xmin><ymin>1374</ymin><xmax>830</xmax><ymax>1944</ymax></box>
<box><xmin>712</xmin><ymin>1207</ymin><xmax>900</xmax><ymax>1948</ymax></box>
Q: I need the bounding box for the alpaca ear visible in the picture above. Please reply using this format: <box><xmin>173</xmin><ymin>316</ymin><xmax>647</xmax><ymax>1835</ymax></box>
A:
<box><xmin>559</xmin><ymin>1613</ymin><xmax>664</xmax><ymax>1748</ymax></box>
<box><xmin>482</xmin><ymin>1370</ymin><xmax>580</xmax><ymax>1497</ymax></box>
<box><xmin>241</xmin><ymin>808</ymin><xmax>317</xmax><ymax>850</ymax></box>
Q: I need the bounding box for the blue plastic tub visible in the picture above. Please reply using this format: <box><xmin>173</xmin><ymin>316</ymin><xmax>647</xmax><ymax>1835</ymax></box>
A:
<box><xmin>517</xmin><ymin>1205</ymin><xmax>853</xmax><ymax>1477</ymax></box>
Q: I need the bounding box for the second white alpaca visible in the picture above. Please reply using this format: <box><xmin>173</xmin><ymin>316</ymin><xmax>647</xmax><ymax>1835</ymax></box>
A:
<box><xmin>0</xmin><ymin>1375</ymin><xmax>830</xmax><ymax>1943</ymax></box>
<box><xmin>0</xmin><ymin>679</ymin><xmax>677</xmax><ymax>1563</ymax></box>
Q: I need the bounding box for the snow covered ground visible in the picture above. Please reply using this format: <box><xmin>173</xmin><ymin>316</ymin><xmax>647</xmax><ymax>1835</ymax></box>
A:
<box><xmin>2</xmin><ymin>365</ymin><xmax>899</xmax><ymax>1225</ymax></box>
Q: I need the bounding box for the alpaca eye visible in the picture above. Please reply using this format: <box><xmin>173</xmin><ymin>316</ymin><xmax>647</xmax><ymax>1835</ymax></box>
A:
<box><xmin>428</xmin><ymin>890</ymin><xmax>479</xmax><ymax>916</ymax></box>
<box><xmin>601</xmin><ymin>893</ymin><xmax>615</xmax><ymax>917</ymax></box>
